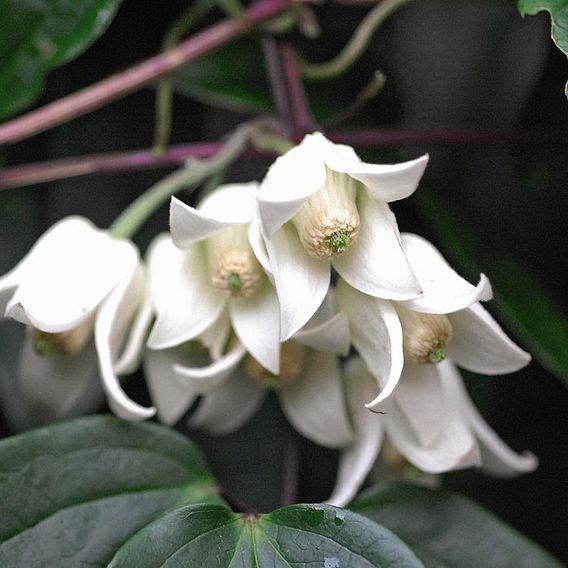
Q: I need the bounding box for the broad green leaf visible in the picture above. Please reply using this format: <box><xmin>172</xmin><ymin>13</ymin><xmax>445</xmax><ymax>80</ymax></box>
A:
<box><xmin>0</xmin><ymin>415</ymin><xmax>223</xmax><ymax>567</ymax></box>
<box><xmin>0</xmin><ymin>0</ymin><xmax>124</xmax><ymax>120</ymax></box>
<box><xmin>109</xmin><ymin>502</ymin><xmax>424</xmax><ymax>567</ymax></box>
<box><xmin>173</xmin><ymin>38</ymin><xmax>273</xmax><ymax>114</ymax></box>
<box><xmin>351</xmin><ymin>483</ymin><xmax>562</xmax><ymax>568</ymax></box>
<box><xmin>518</xmin><ymin>0</ymin><xmax>568</xmax><ymax>97</ymax></box>
<box><xmin>417</xmin><ymin>193</ymin><xmax>568</xmax><ymax>387</ymax></box>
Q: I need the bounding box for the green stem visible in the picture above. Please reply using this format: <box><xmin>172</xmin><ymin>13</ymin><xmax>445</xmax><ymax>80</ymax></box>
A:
<box><xmin>298</xmin><ymin>0</ymin><xmax>415</xmax><ymax>81</ymax></box>
<box><xmin>252</xmin><ymin>131</ymin><xmax>295</xmax><ymax>155</ymax></box>
<box><xmin>154</xmin><ymin>0</ymin><xmax>218</xmax><ymax>154</ymax></box>
<box><xmin>110</xmin><ymin>122</ymin><xmax>263</xmax><ymax>239</ymax></box>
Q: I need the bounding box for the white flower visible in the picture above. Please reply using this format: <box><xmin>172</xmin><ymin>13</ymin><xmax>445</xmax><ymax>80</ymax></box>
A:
<box><xmin>0</xmin><ymin>216</ymin><xmax>155</xmax><ymax>420</ymax></box>
<box><xmin>147</xmin><ymin>183</ymin><xmax>281</xmax><ymax>376</ymax></box>
<box><xmin>337</xmin><ymin>233</ymin><xmax>495</xmax><ymax>410</ymax></box>
<box><xmin>174</xmin><ymin>292</ymin><xmax>355</xmax><ymax>448</ymax></box>
<box><xmin>257</xmin><ymin>132</ymin><xmax>429</xmax><ymax>340</ymax></box>
<box><xmin>328</xmin><ymin>356</ymin><xmax>538</xmax><ymax>507</ymax></box>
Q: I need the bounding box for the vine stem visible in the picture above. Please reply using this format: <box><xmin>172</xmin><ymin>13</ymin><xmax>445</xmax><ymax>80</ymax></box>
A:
<box><xmin>0</xmin><ymin>0</ymin><xmax>291</xmax><ymax>146</ymax></box>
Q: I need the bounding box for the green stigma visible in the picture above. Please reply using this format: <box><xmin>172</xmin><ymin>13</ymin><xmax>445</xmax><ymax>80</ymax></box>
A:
<box><xmin>428</xmin><ymin>344</ymin><xmax>447</xmax><ymax>364</ymax></box>
<box><xmin>327</xmin><ymin>229</ymin><xmax>351</xmax><ymax>253</ymax></box>
<box><xmin>262</xmin><ymin>373</ymin><xmax>280</xmax><ymax>390</ymax></box>
<box><xmin>227</xmin><ymin>272</ymin><xmax>242</xmax><ymax>293</ymax></box>
<box><xmin>34</xmin><ymin>336</ymin><xmax>59</xmax><ymax>358</ymax></box>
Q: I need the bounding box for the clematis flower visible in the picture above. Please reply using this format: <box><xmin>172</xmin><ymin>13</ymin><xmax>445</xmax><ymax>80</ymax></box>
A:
<box><xmin>337</xmin><ymin>233</ymin><xmax>494</xmax><ymax>410</ymax></box>
<box><xmin>147</xmin><ymin>183</ymin><xmax>281</xmax><ymax>377</ymax></box>
<box><xmin>0</xmin><ymin>216</ymin><xmax>155</xmax><ymax>420</ymax></box>
<box><xmin>256</xmin><ymin>132</ymin><xmax>429</xmax><ymax>340</ymax></box>
<box><xmin>174</xmin><ymin>291</ymin><xmax>355</xmax><ymax>449</ymax></box>
<box><xmin>328</xmin><ymin>356</ymin><xmax>538</xmax><ymax>507</ymax></box>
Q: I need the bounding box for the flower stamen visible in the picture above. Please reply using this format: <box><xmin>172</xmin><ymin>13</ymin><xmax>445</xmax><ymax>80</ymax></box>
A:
<box><xmin>31</xmin><ymin>319</ymin><xmax>93</xmax><ymax>357</ymax></box>
<box><xmin>395</xmin><ymin>306</ymin><xmax>453</xmax><ymax>365</ymax></box>
<box><xmin>245</xmin><ymin>341</ymin><xmax>306</xmax><ymax>389</ymax></box>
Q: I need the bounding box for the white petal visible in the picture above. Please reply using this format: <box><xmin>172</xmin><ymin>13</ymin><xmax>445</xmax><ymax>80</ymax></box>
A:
<box><xmin>19</xmin><ymin>331</ymin><xmax>100</xmax><ymax>417</ymax></box>
<box><xmin>257</xmin><ymin>133</ymin><xmax>329</xmax><ymax>237</ymax></box>
<box><xmin>294</xmin><ymin>310</ymin><xmax>350</xmax><ymax>355</ymax></box>
<box><xmin>248</xmin><ymin>218</ymin><xmax>273</xmax><ymax>277</ymax></box>
<box><xmin>392</xmin><ymin>362</ymin><xmax>445</xmax><ymax>447</ymax></box>
<box><xmin>265</xmin><ymin>224</ymin><xmax>330</xmax><ymax>340</ymax></box>
<box><xmin>327</xmin><ymin>357</ymin><xmax>384</xmax><ymax>507</ymax></box>
<box><xmin>188</xmin><ymin>367</ymin><xmax>266</xmax><ymax>435</ymax></box>
<box><xmin>280</xmin><ymin>350</ymin><xmax>353</xmax><ymax>448</ymax></box>
<box><xmin>386</xmin><ymin>362</ymin><xmax>480</xmax><ymax>473</ymax></box>
<box><xmin>114</xmin><ymin>269</ymin><xmax>153</xmax><ymax>375</ymax></box>
<box><xmin>399</xmin><ymin>233</ymin><xmax>492</xmax><ymax>314</ymax></box>
<box><xmin>324</xmin><ymin>145</ymin><xmax>429</xmax><ymax>203</ymax></box>
<box><xmin>95</xmin><ymin>264</ymin><xmax>156</xmax><ymax>421</ymax></box>
<box><xmin>169</xmin><ymin>184</ymin><xmax>257</xmax><ymax>248</ymax></box>
<box><xmin>147</xmin><ymin>241</ymin><xmax>225</xmax><ymax>349</ymax></box>
<box><xmin>174</xmin><ymin>341</ymin><xmax>246</xmax><ymax>391</ymax></box>
<box><xmin>6</xmin><ymin>217</ymin><xmax>139</xmax><ymax>333</ymax></box>
<box><xmin>198</xmin><ymin>308</ymin><xmax>231</xmax><ymax>361</ymax></box>
<box><xmin>447</xmin><ymin>303</ymin><xmax>531</xmax><ymax>375</ymax></box>
<box><xmin>333</xmin><ymin>191</ymin><xmax>422</xmax><ymax>300</ymax></box>
<box><xmin>336</xmin><ymin>280</ymin><xmax>404</xmax><ymax>411</ymax></box>
<box><xmin>444</xmin><ymin>361</ymin><xmax>538</xmax><ymax>477</ymax></box>
<box><xmin>229</xmin><ymin>281</ymin><xmax>280</xmax><ymax>374</ymax></box>
<box><xmin>144</xmin><ymin>347</ymin><xmax>204</xmax><ymax>425</ymax></box>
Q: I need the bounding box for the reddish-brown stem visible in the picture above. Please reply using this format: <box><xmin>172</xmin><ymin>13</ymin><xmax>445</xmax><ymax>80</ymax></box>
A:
<box><xmin>0</xmin><ymin>0</ymin><xmax>291</xmax><ymax>146</ymax></box>
<box><xmin>279</xmin><ymin>41</ymin><xmax>315</xmax><ymax>137</ymax></box>
<box><xmin>0</xmin><ymin>127</ymin><xmax>551</xmax><ymax>191</ymax></box>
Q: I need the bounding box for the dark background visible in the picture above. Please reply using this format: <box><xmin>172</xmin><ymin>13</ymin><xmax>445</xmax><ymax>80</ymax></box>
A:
<box><xmin>0</xmin><ymin>0</ymin><xmax>567</xmax><ymax>563</ymax></box>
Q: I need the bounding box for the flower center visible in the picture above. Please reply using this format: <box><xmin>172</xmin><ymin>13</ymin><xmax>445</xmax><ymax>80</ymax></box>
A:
<box><xmin>293</xmin><ymin>168</ymin><xmax>360</xmax><ymax>259</ymax></box>
<box><xmin>207</xmin><ymin>225</ymin><xmax>263</xmax><ymax>299</ymax></box>
<box><xmin>395</xmin><ymin>306</ymin><xmax>453</xmax><ymax>365</ymax></box>
<box><xmin>245</xmin><ymin>341</ymin><xmax>306</xmax><ymax>389</ymax></box>
<box><xmin>32</xmin><ymin>319</ymin><xmax>93</xmax><ymax>357</ymax></box>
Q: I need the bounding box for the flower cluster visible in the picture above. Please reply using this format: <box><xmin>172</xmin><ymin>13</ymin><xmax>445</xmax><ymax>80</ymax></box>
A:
<box><xmin>0</xmin><ymin>133</ymin><xmax>537</xmax><ymax>505</ymax></box>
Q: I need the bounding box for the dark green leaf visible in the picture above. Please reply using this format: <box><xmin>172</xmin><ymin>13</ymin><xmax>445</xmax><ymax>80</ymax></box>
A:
<box><xmin>352</xmin><ymin>483</ymin><xmax>562</xmax><ymax>568</ymax></box>
<box><xmin>0</xmin><ymin>0</ymin><xmax>124</xmax><ymax>120</ymax></box>
<box><xmin>173</xmin><ymin>38</ymin><xmax>273</xmax><ymax>114</ymax></box>
<box><xmin>109</xmin><ymin>502</ymin><xmax>424</xmax><ymax>567</ymax></box>
<box><xmin>518</xmin><ymin>0</ymin><xmax>568</xmax><ymax>97</ymax></box>
<box><xmin>0</xmin><ymin>415</ymin><xmax>223</xmax><ymax>567</ymax></box>
<box><xmin>417</xmin><ymin>193</ymin><xmax>568</xmax><ymax>387</ymax></box>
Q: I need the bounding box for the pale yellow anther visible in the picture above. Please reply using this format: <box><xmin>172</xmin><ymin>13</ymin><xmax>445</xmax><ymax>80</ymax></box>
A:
<box><xmin>245</xmin><ymin>341</ymin><xmax>306</xmax><ymax>389</ymax></box>
<box><xmin>207</xmin><ymin>225</ymin><xmax>262</xmax><ymax>299</ymax></box>
<box><xmin>293</xmin><ymin>168</ymin><xmax>360</xmax><ymax>258</ymax></box>
<box><xmin>395</xmin><ymin>306</ymin><xmax>453</xmax><ymax>365</ymax></box>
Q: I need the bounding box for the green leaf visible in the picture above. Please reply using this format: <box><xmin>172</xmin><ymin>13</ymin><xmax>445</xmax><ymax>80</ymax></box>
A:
<box><xmin>0</xmin><ymin>415</ymin><xmax>223</xmax><ymax>567</ymax></box>
<box><xmin>417</xmin><ymin>193</ymin><xmax>568</xmax><ymax>387</ymax></box>
<box><xmin>109</xmin><ymin>502</ymin><xmax>424</xmax><ymax>567</ymax></box>
<box><xmin>0</xmin><ymin>0</ymin><xmax>124</xmax><ymax>120</ymax></box>
<box><xmin>173</xmin><ymin>38</ymin><xmax>273</xmax><ymax>114</ymax></box>
<box><xmin>518</xmin><ymin>0</ymin><xmax>568</xmax><ymax>97</ymax></box>
<box><xmin>352</xmin><ymin>483</ymin><xmax>563</xmax><ymax>568</ymax></box>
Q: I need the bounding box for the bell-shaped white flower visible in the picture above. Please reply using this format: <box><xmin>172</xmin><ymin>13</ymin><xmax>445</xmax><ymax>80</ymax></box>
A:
<box><xmin>328</xmin><ymin>356</ymin><xmax>538</xmax><ymax>507</ymax></box>
<box><xmin>148</xmin><ymin>183</ymin><xmax>281</xmax><ymax>376</ymax></box>
<box><xmin>257</xmin><ymin>132</ymin><xmax>429</xmax><ymax>340</ymax></box>
<box><xmin>0</xmin><ymin>216</ymin><xmax>156</xmax><ymax>421</ymax></box>
<box><xmin>175</xmin><ymin>292</ymin><xmax>355</xmax><ymax>449</ymax></box>
<box><xmin>337</xmin><ymin>233</ymin><xmax>498</xmax><ymax>410</ymax></box>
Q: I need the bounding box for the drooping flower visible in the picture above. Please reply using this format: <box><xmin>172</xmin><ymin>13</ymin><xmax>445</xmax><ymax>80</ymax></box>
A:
<box><xmin>328</xmin><ymin>356</ymin><xmax>537</xmax><ymax>507</ymax></box>
<box><xmin>256</xmin><ymin>132</ymin><xmax>429</xmax><ymax>340</ymax></box>
<box><xmin>0</xmin><ymin>216</ymin><xmax>155</xmax><ymax>420</ymax></box>
<box><xmin>172</xmin><ymin>291</ymin><xmax>355</xmax><ymax>448</ymax></box>
<box><xmin>147</xmin><ymin>183</ymin><xmax>281</xmax><ymax>376</ymax></box>
<box><xmin>337</xmin><ymin>233</ymin><xmax>494</xmax><ymax>410</ymax></box>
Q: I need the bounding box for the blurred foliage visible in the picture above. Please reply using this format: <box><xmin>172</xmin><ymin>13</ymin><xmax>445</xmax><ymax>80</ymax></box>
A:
<box><xmin>0</xmin><ymin>0</ymin><xmax>124</xmax><ymax>120</ymax></box>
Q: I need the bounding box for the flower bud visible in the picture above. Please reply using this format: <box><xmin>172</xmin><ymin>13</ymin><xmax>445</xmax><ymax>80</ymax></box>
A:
<box><xmin>206</xmin><ymin>225</ymin><xmax>262</xmax><ymax>299</ymax></box>
<box><xmin>293</xmin><ymin>168</ymin><xmax>360</xmax><ymax>258</ymax></box>
<box><xmin>396</xmin><ymin>306</ymin><xmax>453</xmax><ymax>364</ymax></box>
<box><xmin>245</xmin><ymin>341</ymin><xmax>306</xmax><ymax>389</ymax></box>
